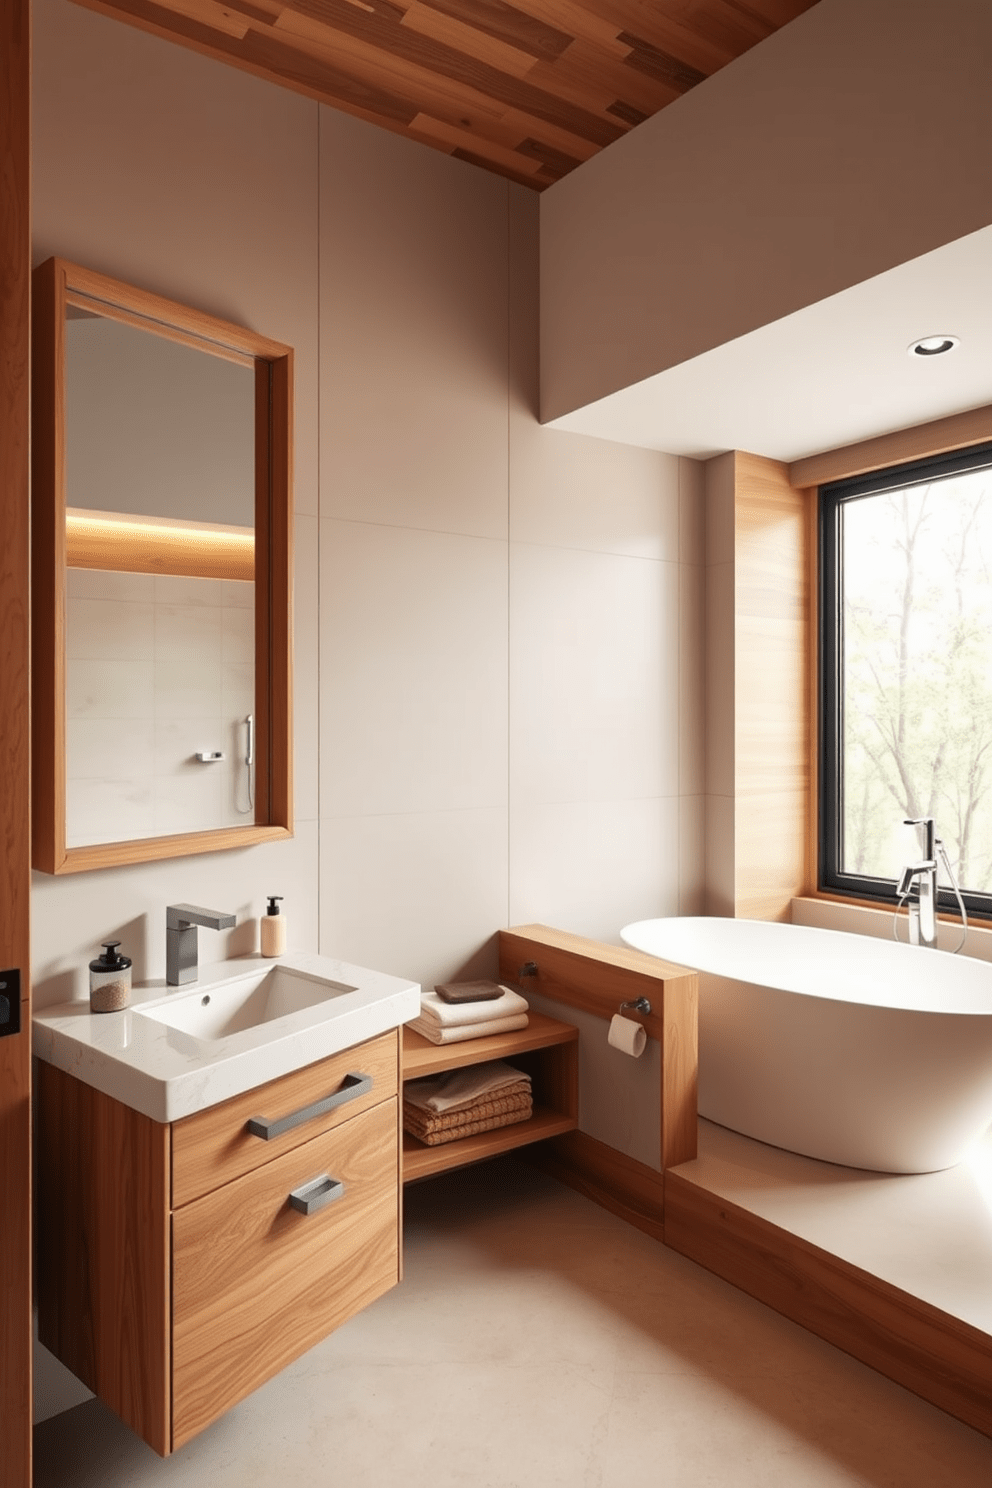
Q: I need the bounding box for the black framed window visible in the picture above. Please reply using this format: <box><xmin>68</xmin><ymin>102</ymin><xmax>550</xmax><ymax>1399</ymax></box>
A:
<box><xmin>820</xmin><ymin>439</ymin><xmax>992</xmax><ymax>916</ymax></box>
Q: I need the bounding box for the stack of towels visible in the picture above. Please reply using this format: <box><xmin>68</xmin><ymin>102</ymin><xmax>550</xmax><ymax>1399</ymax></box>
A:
<box><xmin>408</xmin><ymin>983</ymin><xmax>530</xmax><ymax>1046</ymax></box>
<box><xmin>403</xmin><ymin>1060</ymin><xmax>533</xmax><ymax>1147</ymax></box>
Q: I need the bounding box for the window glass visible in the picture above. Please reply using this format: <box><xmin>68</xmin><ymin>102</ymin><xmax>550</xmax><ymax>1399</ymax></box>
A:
<box><xmin>821</xmin><ymin>442</ymin><xmax>992</xmax><ymax>908</ymax></box>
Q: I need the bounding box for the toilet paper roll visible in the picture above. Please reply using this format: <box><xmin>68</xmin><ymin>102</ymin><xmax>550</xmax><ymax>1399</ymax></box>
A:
<box><xmin>608</xmin><ymin>1013</ymin><xmax>647</xmax><ymax>1058</ymax></box>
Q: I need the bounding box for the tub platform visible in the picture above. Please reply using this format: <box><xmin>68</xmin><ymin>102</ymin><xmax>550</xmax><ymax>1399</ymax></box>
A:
<box><xmin>666</xmin><ymin>1119</ymin><xmax>992</xmax><ymax>1440</ymax></box>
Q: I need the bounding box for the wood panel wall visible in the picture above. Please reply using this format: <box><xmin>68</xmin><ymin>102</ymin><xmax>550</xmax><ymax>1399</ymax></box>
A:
<box><xmin>733</xmin><ymin>452</ymin><xmax>814</xmax><ymax>920</ymax></box>
<box><xmin>704</xmin><ymin>451</ymin><xmax>814</xmax><ymax>922</ymax></box>
<box><xmin>0</xmin><ymin>1</ymin><xmax>33</xmax><ymax>1483</ymax></box>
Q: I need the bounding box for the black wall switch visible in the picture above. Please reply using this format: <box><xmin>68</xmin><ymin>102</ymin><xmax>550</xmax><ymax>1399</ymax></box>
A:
<box><xmin>0</xmin><ymin>968</ymin><xmax>21</xmax><ymax>1038</ymax></box>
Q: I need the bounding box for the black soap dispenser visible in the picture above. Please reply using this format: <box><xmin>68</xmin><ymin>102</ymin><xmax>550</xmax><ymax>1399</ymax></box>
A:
<box><xmin>261</xmin><ymin>896</ymin><xmax>285</xmax><ymax>957</ymax></box>
<box><xmin>89</xmin><ymin>941</ymin><xmax>132</xmax><ymax>1013</ymax></box>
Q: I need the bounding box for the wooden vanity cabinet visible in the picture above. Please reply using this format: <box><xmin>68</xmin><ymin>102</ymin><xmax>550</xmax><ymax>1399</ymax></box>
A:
<box><xmin>36</xmin><ymin>1029</ymin><xmax>402</xmax><ymax>1455</ymax></box>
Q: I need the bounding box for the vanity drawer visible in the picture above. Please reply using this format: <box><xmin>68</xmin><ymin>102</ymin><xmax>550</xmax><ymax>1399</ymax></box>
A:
<box><xmin>172</xmin><ymin>1095</ymin><xmax>399</xmax><ymax>1449</ymax></box>
<box><xmin>171</xmin><ymin>1030</ymin><xmax>398</xmax><ymax>1207</ymax></box>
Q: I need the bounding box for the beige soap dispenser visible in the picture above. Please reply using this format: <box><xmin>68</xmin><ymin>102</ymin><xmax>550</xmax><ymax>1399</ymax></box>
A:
<box><xmin>260</xmin><ymin>896</ymin><xmax>285</xmax><ymax>957</ymax></box>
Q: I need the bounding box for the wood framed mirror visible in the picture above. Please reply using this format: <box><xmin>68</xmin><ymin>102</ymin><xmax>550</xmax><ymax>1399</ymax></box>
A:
<box><xmin>32</xmin><ymin>257</ymin><xmax>293</xmax><ymax>873</ymax></box>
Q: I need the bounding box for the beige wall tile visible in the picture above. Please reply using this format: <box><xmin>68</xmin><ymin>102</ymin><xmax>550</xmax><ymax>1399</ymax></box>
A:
<box><xmin>511</xmin><ymin>425</ymin><xmax>680</xmax><ymax>561</ymax></box>
<box><xmin>66</xmin><ymin>658</ymin><xmax>154</xmax><ymax>721</ymax></box>
<box><xmin>319</xmin><ymin>107</ymin><xmax>508</xmax><ymax>540</ymax></box>
<box><xmin>510</xmin><ymin>543</ymin><xmax>679</xmax><ymax>807</ymax></box>
<box><xmin>319</xmin><ymin>808</ymin><xmax>508</xmax><ymax>990</ymax></box>
<box><xmin>293</xmin><ymin>514</ymin><xmax>319</xmax><ymax>823</ymax></box>
<box><xmin>705</xmin><ymin>793</ymin><xmax>736</xmax><ymax>918</ymax></box>
<box><xmin>706</xmin><ymin>451</ymin><xmax>737</xmax><ymax>567</ymax></box>
<box><xmin>679</xmin><ymin>456</ymin><xmax>706</xmax><ymax>566</ymax></box>
<box><xmin>68</xmin><ymin>718</ymin><xmax>155</xmax><ymax>781</ymax></box>
<box><xmin>319</xmin><ymin>520</ymin><xmax>508</xmax><ymax>818</ymax></box>
<box><xmin>508</xmin><ymin>796</ymin><xmax>680</xmax><ymax>942</ymax></box>
<box><xmin>66</xmin><ymin>597</ymin><xmax>155</xmax><ymax>661</ymax></box>
<box><xmin>705</xmin><ymin>560</ymin><xmax>735</xmax><ymax>799</ymax></box>
<box><xmin>679</xmin><ymin>795</ymin><xmax>706</xmax><ymax>917</ymax></box>
<box><xmin>66</xmin><ymin>777</ymin><xmax>155</xmax><ymax>849</ymax></box>
<box><xmin>679</xmin><ymin>561</ymin><xmax>705</xmax><ymax>798</ymax></box>
<box><xmin>67</xmin><ymin>568</ymin><xmax>153</xmax><ymax>602</ymax></box>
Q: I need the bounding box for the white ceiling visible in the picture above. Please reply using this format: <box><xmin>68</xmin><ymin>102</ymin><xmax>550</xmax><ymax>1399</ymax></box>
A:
<box><xmin>545</xmin><ymin>224</ymin><xmax>992</xmax><ymax>464</ymax></box>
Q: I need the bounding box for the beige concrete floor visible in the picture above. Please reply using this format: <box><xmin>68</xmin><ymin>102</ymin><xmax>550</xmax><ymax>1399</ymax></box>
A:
<box><xmin>34</xmin><ymin>1157</ymin><xmax>992</xmax><ymax>1487</ymax></box>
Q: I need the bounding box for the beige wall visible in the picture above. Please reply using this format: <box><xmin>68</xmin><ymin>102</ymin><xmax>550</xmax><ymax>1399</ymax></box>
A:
<box><xmin>540</xmin><ymin>0</ymin><xmax>992</xmax><ymax>422</ymax></box>
<box><xmin>31</xmin><ymin>0</ymin><xmax>706</xmax><ymax>1416</ymax></box>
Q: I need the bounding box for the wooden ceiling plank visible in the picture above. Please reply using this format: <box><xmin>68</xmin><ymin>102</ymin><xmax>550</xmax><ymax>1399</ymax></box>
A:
<box><xmin>528</xmin><ymin>36</ymin><xmax>684</xmax><ymax>117</ymax></box>
<box><xmin>515</xmin><ymin>134</ymin><xmax>581</xmax><ymax>175</ymax></box>
<box><xmin>497</xmin><ymin>104</ymin><xmax>599</xmax><ymax>161</ymax></box>
<box><xmin>669</xmin><ymin>0</ymin><xmax>803</xmax><ymax>55</ymax></box>
<box><xmin>409</xmin><ymin>111</ymin><xmax>543</xmax><ymax>174</ymax></box>
<box><xmin>415</xmin><ymin>0</ymin><xmax>574</xmax><ymax>62</ymax></box>
<box><xmin>618</xmin><ymin>31</ymin><xmax>706</xmax><ymax>93</ymax></box>
<box><xmin>152</xmin><ymin>0</ymin><xmax>251</xmax><ymax>39</ymax></box>
<box><xmin>78</xmin><ymin>0</ymin><xmax>422</xmax><ymax>122</ymax></box>
<box><xmin>515</xmin><ymin>0</ymin><xmax>628</xmax><ymax>57</ymax></box>
<box><xmin>69</xmin><ymin>0</ymin><xmax>813</xmax><ymax>189</ymax></box>
<box><xmin>450</xmin><ymin>144</ymin><xmax>552</xmax><ymax>187</ymax></box>
<box><xmin>274</xmin><ymin>8</ymin><xmax>515</xmax><ymax>122</ymax></box>
<box><xmin>284</xmin><ymin>0</ymin><xmax>625</xmax><ymax>145</ymax></box>
<box><xmin>221</xmin><ymin>0</ymin><xmax>282</xmax><ymax>22</ymax></box>
<box><xmin>400</xmin><ymin>3</ymin><xmax>541</xmax><ymax>81</ymax></box>
<box><xmin>740</xmin><ymin>0</ymin><xmax>817</xmax><ymax>24</ymax></box>
<box><xmin>605</xmin><ymin>98</ymin><xmax>645</xmax><ymax>126</ymax></box>
<box><xmin>576</xmin><ymin>0</ymin><xmax>735</xmax><ymax>72</ymax></box>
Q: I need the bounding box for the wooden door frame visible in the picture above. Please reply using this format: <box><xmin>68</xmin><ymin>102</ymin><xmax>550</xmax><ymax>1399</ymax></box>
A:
<box><xmin>0</xmin><ymin>0</ymin><xmax>33</xmax><ymax>1485</ymax></box>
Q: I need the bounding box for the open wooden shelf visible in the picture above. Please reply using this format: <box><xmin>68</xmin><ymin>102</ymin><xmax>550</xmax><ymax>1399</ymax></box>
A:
<box><xmin>401</xmin><ymin>1012</ymin><xmax>578</xmax><ymax>1183</ymax></box>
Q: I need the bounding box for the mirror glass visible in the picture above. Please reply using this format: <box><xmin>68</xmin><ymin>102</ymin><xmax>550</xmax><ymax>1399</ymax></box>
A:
<box><xmin>63</xmin><ymin>310</ymin><xmax>257</xmax><ymax>847</ymax></box>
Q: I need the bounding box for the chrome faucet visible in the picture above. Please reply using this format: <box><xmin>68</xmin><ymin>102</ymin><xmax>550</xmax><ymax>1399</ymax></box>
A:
<box><xmin>166</xmin><ymin>903</ymin><xmax>236</xmax><ymax>985</ymax></box>
<box><xmin>897</xmin><ymin>818</ymin><xmax>938</xmax><ymax>948</ymax></box>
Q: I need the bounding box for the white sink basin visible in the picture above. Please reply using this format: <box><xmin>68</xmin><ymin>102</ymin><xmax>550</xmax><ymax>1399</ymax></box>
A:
<box><xmin>134</xmin><ymin>964</ymin><xmax>357</xmax><ymax>1042</ymax></box>
<box><xmin>33</xmin><ymin>952</ymin><xmax>421</xmax><ymax>1124</ymax></box>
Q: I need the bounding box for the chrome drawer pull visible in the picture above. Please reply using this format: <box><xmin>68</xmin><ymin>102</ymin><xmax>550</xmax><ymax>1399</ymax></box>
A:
<box><xmin>246</xmin><ymin>1071</ymin><xmax>373</xmax><ymax>1141</ymax></box>
<box><xmin>289</xmin><ymin>1174</ymin><xmax>344</xmax><ymax>1216</ymax></box>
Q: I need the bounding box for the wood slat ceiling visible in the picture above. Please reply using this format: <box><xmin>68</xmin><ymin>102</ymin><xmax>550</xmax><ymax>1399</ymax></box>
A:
<box><xmin>75</xmin><ymin>0</ymin><xmax>819</xmax><ymax>188</ymax></box>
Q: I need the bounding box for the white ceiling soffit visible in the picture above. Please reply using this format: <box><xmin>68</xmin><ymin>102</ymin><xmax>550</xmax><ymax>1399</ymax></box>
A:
<box><xmin>545</xmin><ymin>224</ymin><xmax>992</xmax><ymax>464</ymax></box>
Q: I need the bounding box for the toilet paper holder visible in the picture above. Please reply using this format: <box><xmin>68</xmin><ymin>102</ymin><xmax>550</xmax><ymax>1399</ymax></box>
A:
<box><xmin>619</xmin><ymin>996</ymin><xmax>651</xmax><ymax>1016</ymax></box>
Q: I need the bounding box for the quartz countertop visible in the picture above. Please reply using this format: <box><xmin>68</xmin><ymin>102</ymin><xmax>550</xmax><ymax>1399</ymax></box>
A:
<box><xmin>33</xmin><ymin>952</ymin><xmax>420</xmax><ymax>1123</ymax></box>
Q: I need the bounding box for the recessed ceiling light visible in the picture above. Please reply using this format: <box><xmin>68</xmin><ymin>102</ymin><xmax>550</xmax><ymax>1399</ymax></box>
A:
<box><xmin>908</xmin><ymin>335</ymin><xmax>960</xmax><ymax>357</ymax></box>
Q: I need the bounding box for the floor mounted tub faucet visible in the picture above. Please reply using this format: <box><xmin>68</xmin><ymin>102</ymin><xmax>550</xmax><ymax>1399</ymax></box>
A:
<box><xmin>897</xmin><ymin>818</ymin><xmax>938</xmax><ymax>948</ymax></box>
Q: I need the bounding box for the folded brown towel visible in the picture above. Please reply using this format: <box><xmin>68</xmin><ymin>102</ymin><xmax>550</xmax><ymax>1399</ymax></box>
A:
<box><xmin>403</xmin><ymin>1061</ymin><xmax>532</xmax><ymax>1116</ymax></box>
<box><xmin>404</xmin><ymin>1100</ymin><xmax>534</xmax><ymax>1147</ymax></box>
<box><xmin>403</xmin><ymin>1089</ymin><xmax>532</xmax><ymax>1139</ymax></box>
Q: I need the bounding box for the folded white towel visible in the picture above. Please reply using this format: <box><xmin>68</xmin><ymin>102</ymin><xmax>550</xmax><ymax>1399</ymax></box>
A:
<box><xmin>415</xmin><ymin>985</ymin><xmax>528</xmax><ymax>1029</ymax></box>
<box><xmin>404</xmin><ymin>1059</ymin><xmax>532</xmax><ymax>1115</ymax></box>
<box><xmin>408</xmin><ymin>1012</ymin><xmax>529</xmax><ymax>1046</ymax></box>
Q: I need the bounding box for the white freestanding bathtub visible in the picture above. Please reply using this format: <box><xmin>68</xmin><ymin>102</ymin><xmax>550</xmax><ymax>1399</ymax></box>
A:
<box><xmin>621</xmin><ymin>916</ymin><xmax>992</xmax><ymax>1174</ymax></box>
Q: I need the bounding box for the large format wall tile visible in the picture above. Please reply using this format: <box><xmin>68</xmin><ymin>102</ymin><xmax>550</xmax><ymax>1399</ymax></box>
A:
<box><xmin>293</xmin><ymin>514</ymin><xmax>320</xmax><ymax>823</ymax></box>
<box><xmin>508</xmin><ymin>796</ymin><xmax>680</xmax><ymax>943</ymax></box>
<box><xmin>510</xmin><ymin>543</ymin><xmax>679</xmax><ymax>809</ymax></box>
<box><xmin>319</xmin><ymin>808</ymin><xmax>508</xmax><ymax>991</ymax></box>
<box><xmin>320</xmin><ymin>519</ymin><xmax>508</xmax><ymax>819</ymax></box>
<box><xmin>319</xmin><ymin>108</ymin><xmax>508</xmax><ymax>541</ymax></box>
<box><xmin>510</xmin><ymin>426</ymin><xmax>680</xmax><ymax>563</ymax></box>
